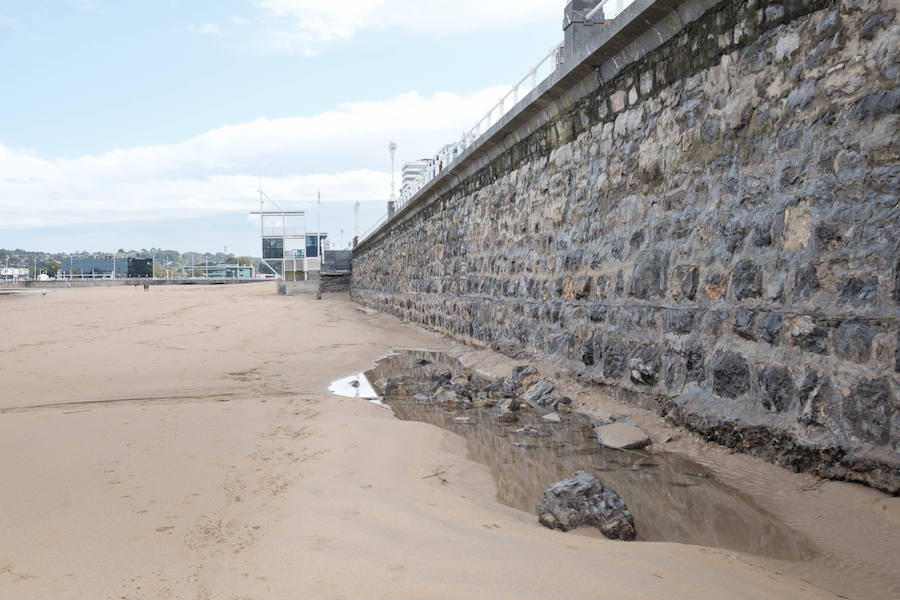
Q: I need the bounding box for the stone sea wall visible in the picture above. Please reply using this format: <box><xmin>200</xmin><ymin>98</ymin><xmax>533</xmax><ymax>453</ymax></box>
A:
<box><xmin>352</xmin><ymin>0</ymin><xmax>900</xmax><ymax>491</ymax></box>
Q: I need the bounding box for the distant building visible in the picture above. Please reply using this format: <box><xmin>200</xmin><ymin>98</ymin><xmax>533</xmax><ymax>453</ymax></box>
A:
<box><xmin>0</xmin><ymin>267</ymin><xmax>29</xmax><ymax>280</ymax></box>
<box><xmin>59</xmin><ymin>257</ymin><xmax>152</xmax><ymax>279</ymax></box>
<box><xmin>199</xmin><ymin>264</ymin><xmax>253</xmax><ymax>279</ymax></box>
<box><xmin>401</xmin><ymin>160</ymin><xmax>430</xmax><ymax>193</ymax></box>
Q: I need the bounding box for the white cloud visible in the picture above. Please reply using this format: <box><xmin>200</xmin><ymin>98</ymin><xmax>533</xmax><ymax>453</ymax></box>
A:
<box><xmin>252</xmin><ymin>0</ymin><xmax>559</xmax><ymax>53</ymax></box>
<box><xmin>0</xmin><ymin>15</ymin><xmax>18</xmax><ymax>28</ymax></box>
<box><xmin>190</xmin><ymin>23</ymin><xmax>224</xmax><ymax>36</ymax></box>
<box><xmin>0</xmin><ymin>86</ymin><xmax>509</xmax><ymax>230</ymax></box>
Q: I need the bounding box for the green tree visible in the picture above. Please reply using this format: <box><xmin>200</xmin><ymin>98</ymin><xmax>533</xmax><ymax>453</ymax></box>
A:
<box><xmin>46</xmin><ymin>259</ymin><xmax>60</xmax><ymax>278</ymax></box>
<box><xmin>237</xmin><ymin>256</ymin><xmax>252</xmax><ymax>266</ymax></box>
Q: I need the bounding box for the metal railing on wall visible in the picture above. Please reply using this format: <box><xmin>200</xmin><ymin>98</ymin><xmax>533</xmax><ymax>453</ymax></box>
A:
<box><xmin>393</xmin><ymin>42</ymin><xmax>565</xmax><ymax>214</ymax></box>
<box><xmin>358</xmin><ymin>0</ymin><xmax>637</xmax><ymax>246</ymax></box>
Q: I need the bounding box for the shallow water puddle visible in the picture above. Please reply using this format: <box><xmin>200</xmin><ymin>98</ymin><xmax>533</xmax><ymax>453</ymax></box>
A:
<box><xmin>332</xmin><ymin>350</ymin><xmax>815</xmax><ymax>560</ymax></box>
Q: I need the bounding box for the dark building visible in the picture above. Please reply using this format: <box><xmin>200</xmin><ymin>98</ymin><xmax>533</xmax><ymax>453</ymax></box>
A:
<box><xmin>128</xmin><ymin>258</ymin><xmax>153</xmax><ymax>278</ymax></box>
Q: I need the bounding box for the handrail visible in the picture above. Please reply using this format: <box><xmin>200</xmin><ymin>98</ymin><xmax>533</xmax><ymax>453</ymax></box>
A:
<box><xmin>358</xmin><ymin>0</ymin><xmax>637</xmax><ymax>247</ymax></box>
<box><xmin>392</xmin><ymin>41</ymin><xmax>564</xmax><ymax>214</ymax></box>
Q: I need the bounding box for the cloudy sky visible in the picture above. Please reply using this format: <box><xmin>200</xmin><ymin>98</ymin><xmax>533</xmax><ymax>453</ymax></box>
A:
<box><xmin>0</xmin><ymin>0</ymin><xmax>563</xmax><ymax>255</ymax></box>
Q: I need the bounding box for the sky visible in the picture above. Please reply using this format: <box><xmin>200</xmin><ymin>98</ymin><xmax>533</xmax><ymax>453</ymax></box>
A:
<box><xmin>0</xmin><ymin>0</ymin><xmax>564</xmax><ymax>256</ymax></box>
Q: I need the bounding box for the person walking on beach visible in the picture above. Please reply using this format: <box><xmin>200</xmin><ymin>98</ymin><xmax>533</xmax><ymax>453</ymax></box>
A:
<box><xmin>143</xmin><ymin>283</ymin><xmax>149</xmax><ymax>292</ymax></box>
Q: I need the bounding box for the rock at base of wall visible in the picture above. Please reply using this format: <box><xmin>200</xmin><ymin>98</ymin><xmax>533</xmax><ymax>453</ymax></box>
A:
<box><xmin>538</xmin><ymin>471</ymin><xmax>635</xmax><ymax>540</ymax></box>
<box><xmin>594</xmin><ymin>422</ymin><xmax>652</xmax><ymax>450</ymax></box>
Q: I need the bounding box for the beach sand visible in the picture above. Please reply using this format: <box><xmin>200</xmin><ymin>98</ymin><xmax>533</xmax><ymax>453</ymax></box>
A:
<box><xmin>1</xmin><ymin>285</ymin><xmax>897</xmax><ymax>599</ymax></box>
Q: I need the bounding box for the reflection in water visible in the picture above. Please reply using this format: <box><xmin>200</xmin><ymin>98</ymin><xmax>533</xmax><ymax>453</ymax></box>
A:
<box><xmin>329</xmin><ymin>373</ymin><xmax>389</xmax><ymax>408</ymax></box>
<box><xmin>334</xmin><ymin>350</ymin><xmax>815</xmax><ymax>560</ymax></box>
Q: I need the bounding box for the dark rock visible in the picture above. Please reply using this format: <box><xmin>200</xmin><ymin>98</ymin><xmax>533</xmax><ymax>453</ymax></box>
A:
<box><xmin>758</xmin><ymin>367</ymin><xmax>795</xmax><ymax>413</ymax></box>
<box><xmin>580</xmin><ymin>336</ymin><xmax>595</xmax><ymax>366</ymax></box>
<box><xmin>552</xmin><ymin>396</ymin><xmax>573</xmax><ymax>411</ymax></box>
<box><xmin>523</xmin><ymin>380</ymin><xmax>555</xmax><ymax>405</ymax></box>
<box><xmin>713</xmin><ymin>351</ymin><xmax>750</xmax><ymax>398</ymax></box>
<box><xmin>793</xmin><ymin>265</ymin><xmax>820</xmax><ymax>300</ymax></box>
<box><xmin>733</xmin><ymin>308</ymin><xmax>756</xmax><ymax>340</ymax></box>
<box><xmin>732</xmin><ymin>260</ymin><xmax>762</xmax><ymax>300</ymax></box>
<box><xmin>860</xmin><ymin>12</ymin><xmax>895</xmax><ymax>40</ymax></box>
<box><xmin>602</xmin><ymin>339</ymin><xmax>628</xmax><ymax>379</ymax></box>
<box><xmin>630</xmin><ymin>251</ymin><xmax>668</xmax><ymax>300</ymax></box>
<box><xmin>896</xmin><ymin>330</ymin><xmax>900</xmax><ymax>373</ymax></box>
<box><xmin>787</xmin><ymin>316</ymin><xmax>828</xmax><ymax>354</ymax></box>
<box><xmin>838</xmin><ymin>278</ymin><xmax>877</xmax><ymax>306</ymax></box>
<box><xmin>538</xmin><ymin>471</ymin><xmax>636</xmax><ymax>540</ymax></box>
<box><xmin>629</xmin><ymin>229</ymin><xmax>645</xmax><ymax>249</ymax></box>
<box><xmin>663</xmin><ymin>309</ymin><xmax>696</xmax><ymax>334</ymax></box>
<box><xmin>672</xmin><ymin>265</ymin><xmax>699</xmax><ymax>300</ymax></box>
<box><xmin>685</xmin><ymin>341</ymin><xmax>705</xmax><ymax>384</ymax></box>
<box><xmin>723</xmin><ymin>219</ymin><xmax>747</xmax><ymax>253</ymax></box>
<box><xmin>614</xmin><ymin>271</ymin><xmax>624</xmax><ymax>297</ymax></box>
<box><xmin>894</xmin><ymin>256</ymin><xmax>900</xmax><ymax>303</ymax></box>
<box><xmin>589</xmin><ymin>304</ymin><xmax>608</xmax><ymax>322</ymax></box>
<box><xmin>760</xmin><ymin>313</ymin><xmax>783</xmax><ymax>345</ymax></box>
<box><xmin>815</xmin><ymin>9</ymin><xmax>839</xmax><ymax>40</ymax></box>
<box><xmin>509</xmin><ymin>365</ymin><xmax>537</xmax><ymax>387</ymax></box>
<box><xmin>814</xmin><ymin>222</ymin><xmax>842</xmax><ymax>250</ymax></box>
<box><xmin>629</xmin><ymin>346</ymin><xmax>660</xmax><ymax>386</ymax></box>
<box><xmin>843</xmin><ymin>379</ymin><xmax>893</xmax><ymax>446</ymax></box>
<box><xmin>572</xmin><ymin>275</ymin><xmax>591</xmax><ymax>299</ymax></box>
<box><xmin>835</xmin><ymin>321</ymin><xmax>875</xmax><ymax>363</ymax></box>
<box><xmin>853</xmin><ymin>88</ymin><xmax>900</xmax><ymax>121</ymax></box>
<box><xmin>752</xmin><ymin>224</ymin><xmax>772</xmax><ymax>247</ymax></box>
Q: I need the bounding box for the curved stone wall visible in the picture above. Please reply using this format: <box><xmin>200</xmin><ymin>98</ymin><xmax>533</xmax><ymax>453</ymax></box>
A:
<box><xmin>352</xmin><ymin>0</ymin><xmax>900</xmax><ymax>492</ymax></box>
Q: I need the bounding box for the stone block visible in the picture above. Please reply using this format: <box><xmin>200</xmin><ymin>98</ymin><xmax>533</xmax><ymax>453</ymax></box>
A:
<box><xmin>609</xmin><ymin>90</ymin><xmax>626</xmax><ymax>113</ymax></box>
<box><xmin>733</xmin><ymin>308</ymin><xmax>756</xmax><ymax>340</ymax></box>
<box><xmin>835</xmin><ymin>321</ymin><xmax>875</xmax><ymax>363</ymax></box>
<box><xmin>732</xmin><ymin>260</ymin><xmax>762</xmax><ymax>300</ymax></box>
<box><xmin>793</xmin><ymin>265</ymin><xmax>820</xmax><ymax>300</ymax></box>
<box><xmin>663</xmin><ymin>309</ymin><xmax>696</xmax><ymax>334</ymax></box>
<box><xmin>589</xmin><ymin>304</ymin><xmax>608</xmax><ymax>322</ymax></box>
<box><xmin>843</xmin><ymin>378</ymin><xmax>893</xmax><ymax>446</ymax></box>
<box><xmin>838</xmin><ymin>278</ymin><xmax>877</xmax><ymax>305</ymax></box>
<box><xmin>630</xmin><ymin>251</ymin><xmax>668</xmax><ymax>300</ymax></box>
<box><xmin>787</xmin><ymin>315</ymin><xmax>828</xmax><ymax>354</ymax></box>
<box><xmin>672</xmin><ymin>265</ymin><xmax>699</xmax><ymax>301</ymax></box>
<box><xmin>629</xmin><ymin>346</ymin><xmax>661</xmax><ymax>385</ymax></box>
<box><xmin>713</xmin><ymin>351</ymin><xmax>750</xmax><ymax>398</ymax></box>
<box><xmin>758</xmin><ymin>366</ymin><xmax>796</xmax><ymax>413</ymax></box>
<box><xmin>602</xmin><ymin>338</ymin><xmax>628</xmax><ymax>379</ymax></box>
<box><xmin>760</xmin><ymin>313</ymin><xmax>783</xmax><ymax>345</ymax></box>
<box><xmin>685</xmin><ymin>341</ymin><xmax>706</xmax><ymax>384</ymax></box>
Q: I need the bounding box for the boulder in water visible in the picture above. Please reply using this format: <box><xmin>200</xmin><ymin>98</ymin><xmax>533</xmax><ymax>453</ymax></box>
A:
<box><xmin>538</xmin><ymin>471</ymin><xmax>635</xmax><ymax>540</ymax></box>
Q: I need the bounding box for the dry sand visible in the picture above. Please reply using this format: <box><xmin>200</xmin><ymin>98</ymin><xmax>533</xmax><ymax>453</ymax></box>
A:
<box><xmin>0</xmin><ymin>284</ymin><xmax>897</xmax><ymax>599</ymax></box>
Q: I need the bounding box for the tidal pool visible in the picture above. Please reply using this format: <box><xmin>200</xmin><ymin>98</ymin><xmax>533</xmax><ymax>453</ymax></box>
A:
<box><xmin>333</xmin><ymin>350</ymin><xmax>815</xmax><ymax>560</ymax></box>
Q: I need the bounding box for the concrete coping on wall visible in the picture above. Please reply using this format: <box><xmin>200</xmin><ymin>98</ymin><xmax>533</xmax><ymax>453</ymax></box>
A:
<box><xmin>355</xmin><ymin>0</ymin><xmax>720</xmax><ymax>256</ymax></box>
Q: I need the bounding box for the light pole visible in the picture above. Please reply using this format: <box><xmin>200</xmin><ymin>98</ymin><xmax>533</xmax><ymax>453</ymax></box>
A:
<box><xmin>389</xmin><ymin>141</ymin><xmax>397</xmax><ymax>201</ymax></box>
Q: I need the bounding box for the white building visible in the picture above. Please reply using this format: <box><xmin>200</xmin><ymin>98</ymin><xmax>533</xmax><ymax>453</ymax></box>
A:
<box><xmin>401</xmin><ymin>160</ymin><xmax>431</xmax><ymax>194</ymax></box>
<box><xmin>0</xmin><ymin>267</ymin><xmax>29</xmax><ymax>280</ymax></box>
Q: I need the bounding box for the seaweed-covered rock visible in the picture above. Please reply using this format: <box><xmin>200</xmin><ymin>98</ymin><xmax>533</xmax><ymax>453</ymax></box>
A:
<box><xmin>538</xmin><ymin>471</ymin><xmax>635</xmax><ymax>540</ymax></box>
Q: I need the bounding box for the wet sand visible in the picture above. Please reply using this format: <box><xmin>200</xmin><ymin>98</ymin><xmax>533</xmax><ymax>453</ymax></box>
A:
<box><xmin>0</xmin><ymin>285</ymin><xmax>897</xmax><ymax>599</ymax></box>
